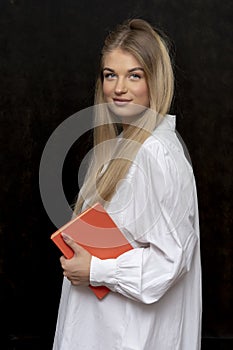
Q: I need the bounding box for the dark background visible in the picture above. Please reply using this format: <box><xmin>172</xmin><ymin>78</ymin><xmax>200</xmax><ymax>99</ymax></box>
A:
<box><xmin>0</xmin><ymin>0</ymin><xmax>232</xmax><ymax>349</ymax></box>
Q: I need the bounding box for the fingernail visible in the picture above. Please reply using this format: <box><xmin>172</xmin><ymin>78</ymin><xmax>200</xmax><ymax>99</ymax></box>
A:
<box><xmin>62</xmin><ymin>232</ymin><xmax>69</xmax><ymax>241</ymax></box>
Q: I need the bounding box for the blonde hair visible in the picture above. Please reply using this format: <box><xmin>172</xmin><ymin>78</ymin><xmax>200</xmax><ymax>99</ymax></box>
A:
<box><xmin>74</xmin><ymin>18</ymin><xmax>174</xmax><ymax>214</ymax></box>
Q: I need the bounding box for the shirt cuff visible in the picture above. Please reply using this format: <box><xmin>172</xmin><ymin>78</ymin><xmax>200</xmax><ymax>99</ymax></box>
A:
<box><xmin>90</xmin><ymin>256</ymin><xmax>118</xmax><ymax>287</ymax></box>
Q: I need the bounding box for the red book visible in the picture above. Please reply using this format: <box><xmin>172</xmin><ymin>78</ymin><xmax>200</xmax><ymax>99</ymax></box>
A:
<box><xmin>51</xmin><ymin>202</ymin><xmax>133</xmax><ymax>299</ymax></box>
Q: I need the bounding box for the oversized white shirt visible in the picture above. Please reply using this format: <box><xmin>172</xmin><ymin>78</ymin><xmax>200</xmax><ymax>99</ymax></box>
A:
<box><xmin>52</xmin><ymin>115</ymin><xmax>202</xmax><ymax>350</ymax></box>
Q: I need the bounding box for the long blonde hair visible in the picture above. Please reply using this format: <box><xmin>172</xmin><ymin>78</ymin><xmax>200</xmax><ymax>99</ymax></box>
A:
<box><xmin>74</xmin><ymin>18</ymin><xmax>174</xmax><ymax>214</ymax></box>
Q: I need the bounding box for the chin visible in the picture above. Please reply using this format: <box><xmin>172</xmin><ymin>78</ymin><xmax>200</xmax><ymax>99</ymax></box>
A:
<box><xmin>107</xmin><ymin>102</ymin><xmax>148</xmax><ymax>121</ymax></box>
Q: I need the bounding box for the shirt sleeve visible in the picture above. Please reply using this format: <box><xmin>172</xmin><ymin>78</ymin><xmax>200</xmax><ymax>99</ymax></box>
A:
<box><xmin>90</xmin><ymin>136</ymin><xmax>199</xmax><ymax>304</ymax></box>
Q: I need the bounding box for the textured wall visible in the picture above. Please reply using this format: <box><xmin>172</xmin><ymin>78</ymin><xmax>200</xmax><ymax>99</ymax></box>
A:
<box><xmin>0</xmin><ymin>0</ymin><xmax>232</xmax><ymax>348</ymax></box>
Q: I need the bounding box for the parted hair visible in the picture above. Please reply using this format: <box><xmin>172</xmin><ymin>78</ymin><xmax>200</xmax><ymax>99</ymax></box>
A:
<box><xmin>74</xmin><ymin>18</ymin><xmax>174</xmax><ymax>214</ymax></box>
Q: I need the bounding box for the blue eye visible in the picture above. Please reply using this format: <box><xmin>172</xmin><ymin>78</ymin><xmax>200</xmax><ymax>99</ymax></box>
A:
<box><xmin>130</xmin><ymin>73</ymin><xmax>141</xmax><ymax>80</ymax></box>
<box><xmin>104</xmin><ymin>73</ymin><xmax>116</xmax><ymax>79</ymax></box>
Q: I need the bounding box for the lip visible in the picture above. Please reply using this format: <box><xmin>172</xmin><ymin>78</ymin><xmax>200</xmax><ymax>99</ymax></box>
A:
<box><xmin>113</xmin><ymin>98</ymin><xmax>132</xmax><ymax>106</ymax></box>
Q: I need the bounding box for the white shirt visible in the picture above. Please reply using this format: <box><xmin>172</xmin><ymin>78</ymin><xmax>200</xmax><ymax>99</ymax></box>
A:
<box><xmin>52</xmin><ymin>115</ymin><xmax>202</xmax><ymax>350</ymax></box>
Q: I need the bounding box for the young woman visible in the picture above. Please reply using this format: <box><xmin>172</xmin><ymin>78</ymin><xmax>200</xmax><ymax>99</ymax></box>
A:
<box><xmin>52</xmin><ymin>18</ymin><xmax>202</xmax><ymax>350</ymax></box>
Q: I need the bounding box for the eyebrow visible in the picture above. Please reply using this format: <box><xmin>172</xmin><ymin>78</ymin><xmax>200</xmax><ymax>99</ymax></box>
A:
<box><xmin>103</xmin><ymin>67</ymin><xmax>144</xmax><ymax>73</ymax></box>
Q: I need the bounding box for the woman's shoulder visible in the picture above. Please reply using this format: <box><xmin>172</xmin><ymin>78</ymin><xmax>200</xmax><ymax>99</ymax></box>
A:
<box><xmin>139</xmin><ymin>115</ymin><xmax>177</xmax><ymax>156</ymax></box>
<box><xmin>135</xmin><ymin>114</ymin><xmax>193</xmax><ymax>175</ymax></box>
<box><xmin>143</xmin><ymin>115</ymin><xmax>189</xmax><ymax>158</ymax></box>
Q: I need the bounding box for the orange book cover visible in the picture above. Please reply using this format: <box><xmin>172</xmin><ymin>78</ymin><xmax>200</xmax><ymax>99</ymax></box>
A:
<box><xmin>51</xmin><ymin>202</ymin><xmax>133</xmax><ymax>299</ymax></box>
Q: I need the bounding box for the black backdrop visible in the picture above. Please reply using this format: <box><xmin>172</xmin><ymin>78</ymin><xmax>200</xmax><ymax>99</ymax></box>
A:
<box><xmin>0</xmin><ymin>0</ymin><xmax>232</xmax><ymax>349</ymax></box>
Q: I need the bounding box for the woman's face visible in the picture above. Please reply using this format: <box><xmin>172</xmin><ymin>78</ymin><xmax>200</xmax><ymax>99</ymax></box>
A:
<box><xmin>102</xmin><ymin>48</ymin><xmax>150</xmax><ymax>122</ymax></box>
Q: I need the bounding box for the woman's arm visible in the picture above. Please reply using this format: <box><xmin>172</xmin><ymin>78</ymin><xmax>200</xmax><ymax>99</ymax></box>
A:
<box><xmin>90</xmin><ymin>137</ymin><xmax>200</xmax><ymax>303</ymax></box>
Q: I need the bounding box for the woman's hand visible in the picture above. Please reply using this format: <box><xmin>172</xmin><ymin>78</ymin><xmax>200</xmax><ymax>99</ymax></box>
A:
<box><xmin>60</xmin><ymin>234</ymin><xmax>92</xmax><ymax>286</ymax></box>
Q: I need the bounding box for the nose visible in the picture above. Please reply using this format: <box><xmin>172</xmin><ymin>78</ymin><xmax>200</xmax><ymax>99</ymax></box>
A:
<box><xmin>114</xmin><ymin>78</ymin><xmax>128</xmax><ymax>95</ymax></box>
